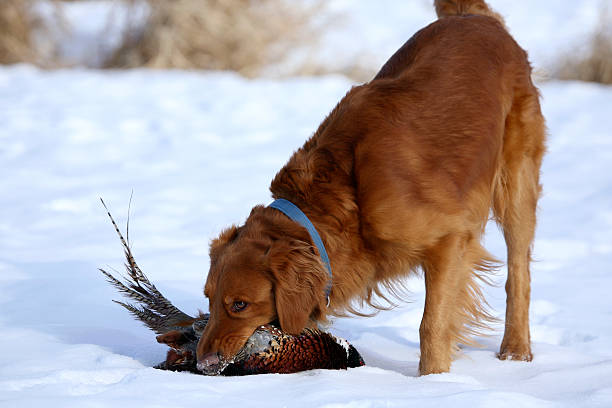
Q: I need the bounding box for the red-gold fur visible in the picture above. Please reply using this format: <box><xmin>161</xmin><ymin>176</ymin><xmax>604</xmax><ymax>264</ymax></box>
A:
<box><xmin>197</xmin><ymin>0</ymin><xmax>546</xmax><ymax>375</ymax></box>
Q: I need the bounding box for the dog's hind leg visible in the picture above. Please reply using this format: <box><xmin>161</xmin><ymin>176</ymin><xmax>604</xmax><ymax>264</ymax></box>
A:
<box><xmin>493</xmin><ymin>89</ymin><xmax>546</xmax><ymax>362</ymax></box>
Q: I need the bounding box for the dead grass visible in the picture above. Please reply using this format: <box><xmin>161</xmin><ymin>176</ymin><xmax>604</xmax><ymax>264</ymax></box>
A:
<box><xmin>0</xmin><ymin>0</ymin><xmax>64</xmax><ymax>67</ymax></box>
<box><xmin>1</xmin><ymin>0</ymin><xmax>372</xmax><ymax>80</ymax></box>
<box><xmin>0</xmin><ymin>0</ymin><xmax>41</xmax><ymax>65</ymax></box>
<box><xmin>104</xmin><ymin>0</ymin><xmax>332</xmax><ymax>78</ymax></box>
<box><xmin>554</xmin><ymin>8</ymin><xmax>612</xmax><ymax>85</ymax></box>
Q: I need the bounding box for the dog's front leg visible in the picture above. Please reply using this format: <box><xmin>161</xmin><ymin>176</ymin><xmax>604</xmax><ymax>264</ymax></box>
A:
<box><xmin>418</xmin><ymin>233</ymin><xmax>473</xmax><ymax>375</ymax></box>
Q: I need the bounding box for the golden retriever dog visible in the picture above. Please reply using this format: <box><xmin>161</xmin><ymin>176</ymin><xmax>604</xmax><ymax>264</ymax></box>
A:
<box><xmin>196</xmin><ymin>0</ymin><xmax>546</xmax><ymax>375</ymax></box>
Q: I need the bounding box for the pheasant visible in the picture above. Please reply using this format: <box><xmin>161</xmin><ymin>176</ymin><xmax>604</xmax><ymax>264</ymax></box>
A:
<box><xmin>99</xmin><ymin>199</ymin><xmax>365</xmax><ymax>375</ymax></box>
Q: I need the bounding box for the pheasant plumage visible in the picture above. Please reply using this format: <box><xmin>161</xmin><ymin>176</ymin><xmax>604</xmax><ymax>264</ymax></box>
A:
<box><xmin>99</xmin><ymin>200</ymin><xmax>365</xmax><ymax>375</ymax></box>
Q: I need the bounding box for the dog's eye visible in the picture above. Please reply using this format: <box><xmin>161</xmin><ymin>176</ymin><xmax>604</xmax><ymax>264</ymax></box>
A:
<box><xmin>231</xmin><ymin>301</ymin><xmax>248</xmax><ymax>313</ymax></box>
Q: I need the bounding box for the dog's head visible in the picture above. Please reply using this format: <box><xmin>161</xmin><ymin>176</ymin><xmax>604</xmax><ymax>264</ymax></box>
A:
<box><xmin>195</xmin><ymin>206</ymin><xmax>328</xmax><ymax>374</ymax></box>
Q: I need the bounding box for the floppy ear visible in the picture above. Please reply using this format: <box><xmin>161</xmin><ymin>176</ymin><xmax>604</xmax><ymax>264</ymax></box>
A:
<box><xmin>209</xmin><ymin>225</ymin><xmax>240</xmax><ymax>262</ymax></box>
<box><xmin>267</xmin><ymin>239</ymin><xmax>328</xmax><ymax>334</ymax></box>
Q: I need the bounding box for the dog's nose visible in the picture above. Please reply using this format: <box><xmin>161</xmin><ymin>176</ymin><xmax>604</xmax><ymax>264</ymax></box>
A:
<box><xmin>196</xmin><ymin>352</ymin><xmax>223</xmax><ymax>375</ymax></box>
<box><xmin>199</xmin><ymin>352</ymin><xmax>220</xmax><ymax>366</ymax></box>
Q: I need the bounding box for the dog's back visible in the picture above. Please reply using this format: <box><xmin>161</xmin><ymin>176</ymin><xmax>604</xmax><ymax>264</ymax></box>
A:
<box><xmin>375</xmin><ymin>0</ymin><xmax>510</xmax><ymax>82</ymax></box>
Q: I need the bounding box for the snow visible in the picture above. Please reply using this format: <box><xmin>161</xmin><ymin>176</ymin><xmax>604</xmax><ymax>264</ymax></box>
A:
<box><xmin>2</xmin><ymin>1</ymin><xmax>612</xmax><ymax>407</ymax></box>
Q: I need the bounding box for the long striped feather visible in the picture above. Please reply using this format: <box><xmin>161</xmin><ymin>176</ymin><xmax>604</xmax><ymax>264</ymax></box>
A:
<box><xmin>99</xmin><ymin>198</ymin><xmax>195</xmax><ymax>334</ymax></box>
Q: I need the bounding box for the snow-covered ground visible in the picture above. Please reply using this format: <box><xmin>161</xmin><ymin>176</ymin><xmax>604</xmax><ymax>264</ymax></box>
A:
<box><xmin>1</xmin><ymin>1</ymin><xmax>612</xmax><ymax>407</ymax></box>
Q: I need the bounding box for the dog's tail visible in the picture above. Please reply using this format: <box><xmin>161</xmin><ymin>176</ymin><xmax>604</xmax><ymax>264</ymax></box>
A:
<box><xmin>434</xmin><ymin>0</ymin><xmax>505</xmax><ymax>26</ymax></box>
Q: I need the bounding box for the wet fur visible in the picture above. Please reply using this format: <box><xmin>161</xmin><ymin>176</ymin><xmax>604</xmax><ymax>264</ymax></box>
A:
<box><xmin>198</xmin><ymin>0</ymin><xmax>546</xmax><ymax>375</ymax></box>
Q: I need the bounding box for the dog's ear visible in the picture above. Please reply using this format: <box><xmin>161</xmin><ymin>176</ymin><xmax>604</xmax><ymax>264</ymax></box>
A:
<box><xmin>267</xmin><ymin>239</ymin><xmax>328</xmax><ymax>334</ymax></box>
<box><xmin>209</xmin><ymin>225</ymin><xmax>240</xmax><ymax>262</ymax></box>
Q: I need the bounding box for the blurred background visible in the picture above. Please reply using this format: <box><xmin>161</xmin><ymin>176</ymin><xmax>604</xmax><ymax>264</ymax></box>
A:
<box><xmin>1</xmin><ymin>0</ymin><xmax>610</xmax><ymax>83</ymax></box>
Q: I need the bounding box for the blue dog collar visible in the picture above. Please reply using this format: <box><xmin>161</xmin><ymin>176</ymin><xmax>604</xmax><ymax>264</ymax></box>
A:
<box><xmin>268</xmin><ymin>198</ymin><xmax>332</xmax><ymax>305</ymax></box>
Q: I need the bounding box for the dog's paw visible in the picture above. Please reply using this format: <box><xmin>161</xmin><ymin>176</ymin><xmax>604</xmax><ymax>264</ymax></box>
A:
<box><xmin>497</xmin><ymin>341</ymin><xmax>533</xmax><ymax>362</ymax></box>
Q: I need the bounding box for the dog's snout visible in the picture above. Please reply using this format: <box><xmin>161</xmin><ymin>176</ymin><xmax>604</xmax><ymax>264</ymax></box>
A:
<box><xmin>196</xmin><ymin>352</ymin><xmax>223</xmax><ymax>375</ymax></box>
<box><xmin>199</xmin><ymin>351</ymin><xmax>220</xmax><ymax>366</ymax></box>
